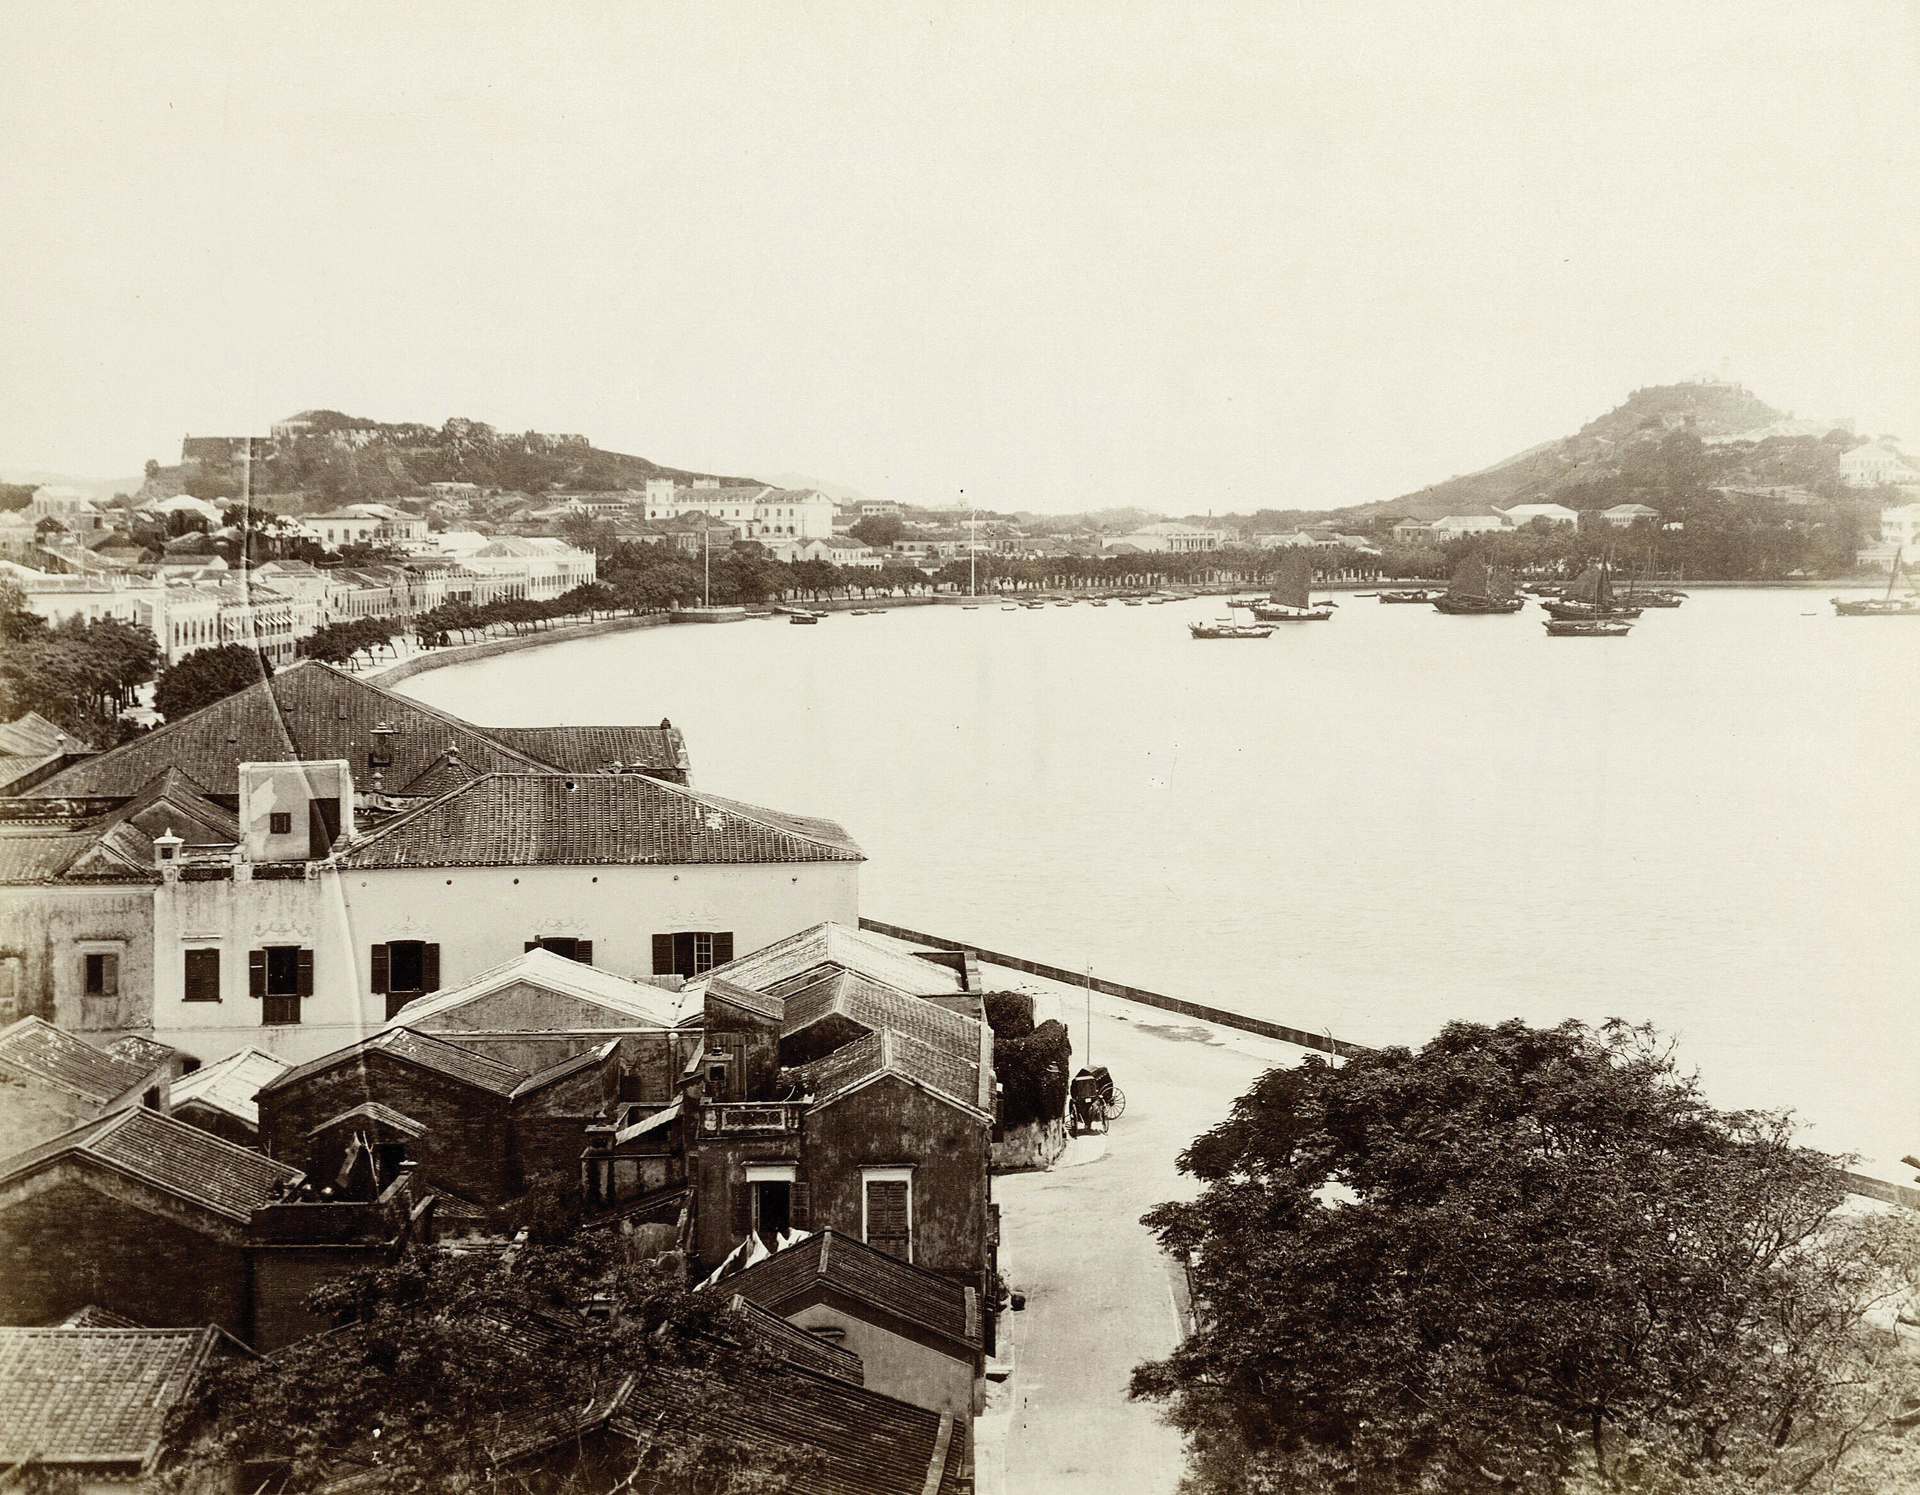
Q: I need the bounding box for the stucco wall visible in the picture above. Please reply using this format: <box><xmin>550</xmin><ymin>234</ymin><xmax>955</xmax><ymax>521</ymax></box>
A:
<box><xmin>0</xmin><ymin>883</ymin><xmax>155</xmax><ymax>1038</ymax></box>
<box><xmin>145</xmin><ymin>859</ymin><xmax>858</xmax><ymax>1064</ymax></box>
<box><xmin>786</xmin><ymin>1298</ymin><xmax>977</xmax><ymax>1418</ymax></box>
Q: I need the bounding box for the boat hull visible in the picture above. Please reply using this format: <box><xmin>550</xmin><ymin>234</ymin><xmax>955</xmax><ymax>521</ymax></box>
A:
<box><xmin>1250</xmin><ymin>604</ymin><xmax>1334</xmax><ymax>622</ymax></box>
<box><xmin>1542</xmin><ymin>600</ymin><xmax>1642</xmax><ymax>620</ymax></box>
<box><xmin>1544</xmin><ymin>619</ymin><xmax>1632</xmax><ymax>637</ymax></box>
<box><xmin>1832</xmin><ymin>598</ymin><xmax>1920</xmax><ymax>616</ymax></box>
<box><xmin>1432</xmin><ymin>596</ymin><xmax>1524</xmax><ymax>614</ymax></box>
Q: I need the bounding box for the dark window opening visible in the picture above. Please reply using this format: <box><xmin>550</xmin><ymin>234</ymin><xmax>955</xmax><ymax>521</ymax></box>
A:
<box><xmin>183</xmin><ymin>948</ymin><xmax>220</xmax><ymax>1002</ymax></box>
<box><xmin>308</xmin><ymin>797</ymin><xmax>341</xmax><ymax>858</ymax></box>
<box><xmin>527</xmin><ymin>937</ymin><xmax>592</xmax><ymax>965</ymax></box>
<box><xmin>83</xmin><ymin>952</ymin><xmax>119</xmax><ymax>998</ymax></box>
<box><xmin>268</xmin><ymin>812</ymin><xmax>292</xmax><ymax>835</ymax></box>
<box><xmin>866</xmin><ymin>1179</ymin><xmax>911</xmax><ymax>1260</ymax></box>
<box><xmin>253</xmin><ymin>945</ymin><xmax>311</xmax><ymax>1025</ymax></box>
<box><xmin>651</xmin><ymin>930</ymin><xmax>734</xmax><ymax>978</ymax></box>
<box><xmin>754</xmin><ymin>1180</ymin><xmax>791</xmax><ymax>1242</ymax></box>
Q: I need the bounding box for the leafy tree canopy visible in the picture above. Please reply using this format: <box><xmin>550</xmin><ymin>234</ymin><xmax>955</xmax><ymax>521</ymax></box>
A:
<box><xmin>1133</xmin><ymin>1019</ymin><xmax>1919</xmax><ymax>1495</ymax></box>
<box><xmin>162</xmin><ymin>1211</ymin><xmax>815</xmax><ymax>1495</ymax></box>
<box><xmin>153</xmin><ymin>645</ymin><xmax>271</xmax><ymax>722</ymax></box>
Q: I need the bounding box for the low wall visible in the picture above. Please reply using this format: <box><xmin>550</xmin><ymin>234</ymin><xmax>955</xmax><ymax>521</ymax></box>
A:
<box><xmin>368</xmin><ymin>613</ymin><xmax>673</xmax><ymax>685</ymax></box>
<box><xmin>858</xmin><ymin>917</ymin><xmax>1369</xmax><ymax>1059</ymax></box>
<box><xmin>992</xmin><ymin>1118</ymin><xmax>1068</xmax><ymax>1173</ymax></box>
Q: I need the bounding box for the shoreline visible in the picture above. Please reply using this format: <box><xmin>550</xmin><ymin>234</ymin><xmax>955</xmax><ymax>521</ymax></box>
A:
<box><xmin>368</xmin><ymin>577</ymin><xmax>1884</xmax><ymax>687</ymax></box>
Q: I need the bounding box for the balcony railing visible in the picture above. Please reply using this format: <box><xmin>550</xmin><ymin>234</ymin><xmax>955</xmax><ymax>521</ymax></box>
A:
<box><xmin>703</xmin><ymin>1102</ymin><xmax>806</xmax><ymax>1137</ymax></box>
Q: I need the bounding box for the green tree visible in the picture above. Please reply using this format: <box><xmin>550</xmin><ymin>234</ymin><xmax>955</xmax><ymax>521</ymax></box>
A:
<box><xmin>153</xmin><ymin>645</ymin><xmax>271</xmax><ymax>722</ymax></box>
<box><xmin>848</xmin><ymin>514</ymin><xmax>906</xmax><ymax>548</ymax></box>
<box><xmin>162</xmin><ymin>1221</ymin><xmax>816</xmax><ymax>1495</ymax></box>
<box><xmin>1132</xmin><ymin>1019</ymin><xmax>1916</xmax><ymax>1495</ymax></box>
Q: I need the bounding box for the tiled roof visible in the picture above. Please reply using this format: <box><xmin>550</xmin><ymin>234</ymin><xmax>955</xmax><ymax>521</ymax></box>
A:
<box><xmin>0</xmin><ymin>1017</ymin><xmax>152</xmax><ymax>1105</ymax></box>
<box><xmin>611</xmin><ymin>1359</ymin><xmax>964</xmax><ymax>1495</ymax></box>
<box><xmin>24</xmin><ymin>662</ymin><xmax>561</xmax><ymax>800</ymax></box>
<box><xmin>57</xmin><ymin>1306</ymin><xmax>145</xmax><ymax>1329</ymax></box>
<box><xmin>0</xmin><ymin>1326</ymin><xmax>228</xmax><ymax>1468</ymax></box>
<box><xmin>788</xmin><ymin>1030</ymin><xmax>986</xmax><ymax>1120</ymax></box>
<box><xmin>706</xmin><ymin>978</ymin><xmax>784</xmax><ymax>1023</ymax></box>
<box><xmin>726</xmin><ymin>1231</ymin><xmax>978</xmax><ymax>1350</ymax></box>
<box><xmin>0</xmin><ymin>1108</ymin><xmax>301</xmax><ymax>1223</ymax></box>
<box><xmin>261</xmin><ymin>1026</ymin><xmax>527</xmax><ymax>1100</ymax></box>
<box><xmin>730</xmin><ymin>1296</ymin><xmax>865</xmax><ymax>1385</ymax></box>
<box><xmin>167</xmin><ymin>1048</ymin><xmax>292</xmax><ymax>1128</ymax></box>
<box><xmin>781</xmin><ymin>971</ymin><xmax>980</xmax><ymax>1058</ymax></box>
<box><xmin>335</xmin><ymin>774</ymin><xmax>862</xmax><ymax>870</ymax></box>
<box><xmin>483</xmin><ymin>724</ymin><xmax>690</xmax><ymax>778</ymax></box>
<box><xmin>698</xmin><ymin>923</ymin><xmax>961</xmax><ymax>1002</ymax></box>
<box><xmin>0</xmin><ymin>768</ymin><xmax>239</xmax><ymax>886</ymax></box>
<box><xmin>306</xmin><ymin>1100</ymin><xmax>427</xmax><ymax>1139</ymax></box>
<box><xmin>389</xmin><ymin>947</ymin><xmax>694</xmax><ymax>1031</ymax></box>
<box><xmin>107</xmin><ymin>1035</ymin><xmax>174</xmax><ymax>1069</ymax></box>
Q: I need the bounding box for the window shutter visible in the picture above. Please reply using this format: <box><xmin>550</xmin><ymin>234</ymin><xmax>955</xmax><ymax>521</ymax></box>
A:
<box><xmin>296</xmin><ymin>948</ymin><xmax>315</xmax><ymax>997</ymax></box>
<box><xmin>423</xmin><ymin>943</ymin><xmax>440</xmax><ymax>991</ymax></box>
<box><xmin>731</xmin><ymin>1184</ymin><xmax>751</xmax><ymax>1237</ymax></box>
<box><xmin>102</xmin><ymin>954</ymin><xmax>119</xmax><ymax>998</ymax></box>
<box><xmin>652</xmin><ymin>934</ymin><xmax>674</xmax><ymax>975</ymax></box>
<box><xmin>712</xmin><ymin>931</ymin><xmax>734</xmax><ymax>967</ymax></box>
<box><xmin>249</xmin><ymin>949</ymin><xmax>266</xmax><ymax>998</ymax></box>
<box><xmin>866</xmin><ymin>1180</ymin><xmax>910</xmax><ymax>1258</ymax></box>
<box><xmin>370</xmin><ymin>944</ymin><xmax>389</xmax><ymax>994</ymax></box>
<box><xmin>575</xmin><ymin>940</ymin><xmax>593</xmax><ymax>967</ymax></box>
<box><xmin>791</xmin><ymin>1180</ymin><xmax>810</xmax><ymax>1230</ymax></box>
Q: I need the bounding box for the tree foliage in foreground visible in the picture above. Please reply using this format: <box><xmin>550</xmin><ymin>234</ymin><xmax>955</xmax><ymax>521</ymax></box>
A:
<box><xmin>1132</xmin><ymin>1019</ymin><xmax>1920</xmax><ymax>1495</ymax></box>
<box><xmin>162</xmin><ymin>1209</ymin><xmax>816</xmax><ymax>1495</ymax></box>
<box><xmin>152</xmin><ymin>643</ymin><xmax>271</xmax><ymax>722</ymax></box>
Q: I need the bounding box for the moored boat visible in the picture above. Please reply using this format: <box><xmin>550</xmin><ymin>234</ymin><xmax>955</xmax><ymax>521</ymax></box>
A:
<box><xmin>1544</xmin><ymin>617</ymin><xmax>1632</xmax><ymax>637</ymax></box>
<box><xmin>1250</xmin><ymin>553</ymin><xmax>1336</xmax><ymax>621</ymax></box>
<box><xmin>1432</xmin><ymin>557</ymin><xmax>1524</xmax><ymax>614</ymax></box>
<box><xmin>1379</xmin><ymin>588</ymin><xmax>1441</xmax><ymax>603</ymax></box>
<box><xmin>1189</xmin><ymin>619</ymin><xmax>1274</xmax><ymax>639</ymax></box>
<box><xmin>1832</xmin><ymin>551</ymin><xmax>1920</xmax><ymax>616</ymax></box>
<box><xmin>1541</xmin><ymin>565</ymin><xmax>1641</xmax><ymax>620</ymax></box>
<box><xmin>789</xmin><ymin>612</ymin><xmax>820</xmax><ymax>625</ymax></box>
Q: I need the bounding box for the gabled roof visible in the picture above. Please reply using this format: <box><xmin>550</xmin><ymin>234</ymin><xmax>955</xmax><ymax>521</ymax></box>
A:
<box><xmin>334</xmin><ymin>774</ymin><xmax>862</xmax><ymax>870</ymax></box>
<box><xmin>306</xmin><ymin>1100</ymin><xmax>427</xmax><ymax>1139</ymax></box>
<box><xmin>23</xmin><ymin>662</ymin><xmax>563</xmax><ymax>800</ymax></box>
<box><xmin>166</xmin><ymin>1048</ymin><xmax>292</xmax><ymax>1128</ymax></box>
<box><xmin>0</xmin><ymin>1326</ymin><xmax>233</xmax><ymax>1469</ymax></box>
<box><xmin>781</xmin><ymin>970</ymin><xmax>980</xmax><ymax>1058</ymax></box>
<box><xmin>510</xmin><ymin>1040</ymin><xmax>620</xmax><ymax>1098</ymax></box>
<box><xmin>0</xmin><ymin>767</ymin><xmax>237</xmax><ymax>885</ymax></box>
<box><xmin>706</xmin><ymin>978</ymin><xmax>784</xmax><ymax>1024</ymax></box>
<box><xmin>697</xmin><ymin>923</ymin><xmax>961</xmax><ymax>1002</ymax></box>
<box><xmin>730</xmin><ymin>1295</ymin><xmax>865</xmax><ymax>1385</ymax></box>
<box><xmin>0</xmin><ymin>1017</ymin><xmax>152</xmax><ymax>1105</ymax></box>
<box><xmin>0</xmin><ymin>711</ymin><xmax>88</xmax><ymax>792</ymax></box>
<box><xmin>0</xmin><ymin>1108</ymin><xmax>300</xmax><ymax>1223</ymax></box>
<box><xmin>260</xmin><ymin>1026</ymin><xmax>526</xmax><ymax>1100</ymax></box>
<box><xmin>725</xmin><ymin>1230</ymin><xmax>979</xmax><ymax>1352</ymax></box>
<box><xmin>788</xmin><ymin>1029</ymin><xmax>987</xmax><ymax>1121</ymax></box>
<box><xmin>483</xmin><ymin>724</ymin><xmax>691</xmax><ymax>778</ymax></box>
<box><xmin>383</xmin><ymin>946</ymin><xmax>694</xmax><ymax>1031</ymax></box>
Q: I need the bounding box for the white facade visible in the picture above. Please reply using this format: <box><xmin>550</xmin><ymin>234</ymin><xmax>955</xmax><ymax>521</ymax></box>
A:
<box><xmin>795</xmin><ymin>538</ymin><xmax>884</xmax><ymax>569</ymax></box>
<box><xmin>1879</xmin><ymin>503</ymin><xmax>1920</xmax><ymax>553</ymax></box>
<box><xmin>461</xmin><ymin>538</ymin><xmax>597</xmax><ymax>601</ymax></box>
<box><xmin>1429</xmin><ymin>514</ymin><xmax>1510</xmax><ymax>538</ymax></box>
<box><xmin>0</xmin><ymin>565</ymin><xmax>160</xmax><ymax>629</ymax></box>
<box><xmin>146</xmin><ymin>859</ymin><xmax>861</xmax><ymax>1062</ymax></box>
<box><xmin>640</xmin><ymin>480</ymin><xmax>837</xmax><ymax>542</ymax></box>
<box><xmin>1841</xmin><ymin>440</ymin><xmax>1920</xmax><ymax>489</ymax></box>
<box><xmin>1108</xmin><ymin>523</ymin><xmax>1228</xmax><ymax>554</ymax></box>
<box><xmin>1498</xmin><ymin>503</ymin><xmax>1579</xmax><ymax>528</ymax></box>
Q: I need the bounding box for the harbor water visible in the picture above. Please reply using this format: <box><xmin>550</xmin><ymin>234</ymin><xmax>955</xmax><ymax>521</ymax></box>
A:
<box><xmin>399</xmin><ymin>589</ymin><xmax>1919</xmax><ymax>1175</ymax></box>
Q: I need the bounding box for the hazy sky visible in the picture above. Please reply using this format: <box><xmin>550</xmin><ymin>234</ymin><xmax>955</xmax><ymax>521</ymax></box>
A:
<box><xmin>3</xmin><ymin>2</ymin><xmax>1916</xmax><ymax>511</ymax></box>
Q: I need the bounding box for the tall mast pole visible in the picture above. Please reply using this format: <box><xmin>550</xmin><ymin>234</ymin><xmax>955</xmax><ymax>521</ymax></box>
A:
<box><xmin>703</xmin><ymin>526</ymin><xmax>711</xmax><ymax>607</ymax></box>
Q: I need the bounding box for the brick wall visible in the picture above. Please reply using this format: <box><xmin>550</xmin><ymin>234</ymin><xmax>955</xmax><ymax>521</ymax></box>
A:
<box><xmin>0</xmin><ymin>1170</ymin><xmax>252</xmax><ymax>1338</ymax></box>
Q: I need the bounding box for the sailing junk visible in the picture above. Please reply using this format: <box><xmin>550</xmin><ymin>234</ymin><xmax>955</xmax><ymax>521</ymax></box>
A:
<box><xmin>1431</xmin><ymin>556</ymin><xmax>1524</xmax><ymax>614</ymax></box>
<box><xmin>1541</xmin><ymin>565</ymin><xmax>1642</xmax><ymax>620</ymax></box>
<box><xmin>1831</xmin><ymin>549</ymin><xmax>1920</xmax><ymax>616</ymax></box>
<box><xmin>1251</xmin><ymin>553</ymin><xmax>1335</xmax><ymax>621</ymax></box>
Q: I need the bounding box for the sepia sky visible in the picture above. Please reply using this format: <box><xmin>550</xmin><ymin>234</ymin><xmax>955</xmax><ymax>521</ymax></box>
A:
<box><xmin>2</xmin><ymin>1</ymin><xmax>1916</xmax><ymax>512</ymax></box>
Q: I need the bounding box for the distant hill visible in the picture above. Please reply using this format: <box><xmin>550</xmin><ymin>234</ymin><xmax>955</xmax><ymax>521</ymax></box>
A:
<box><xmin>169</xmin><ymin>410</ymin><xmax>749</xmax><ymax>506</ymax></box>
<box><xmin>1354</xmin><ymin>382</ymin><xmax>1846</xmax><ymax>521</ymax></box>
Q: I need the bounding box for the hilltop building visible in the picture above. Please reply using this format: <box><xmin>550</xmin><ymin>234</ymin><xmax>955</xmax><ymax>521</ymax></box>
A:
<box><xmin>1840</xmin><ymin>439</ymin><xmax>1920</xmax><ymax>489</ymax></box>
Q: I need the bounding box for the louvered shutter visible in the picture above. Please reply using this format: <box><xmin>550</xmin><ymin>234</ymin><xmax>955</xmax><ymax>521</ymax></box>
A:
<box><xmin>423</xmin><ymin>943</ymin><xmax>440</xmax><ymax>991</ymax></box>
<box><xmin>575</xmin><ymin>940</ymin><xmax>593</xmax><ymax>967</ymax></box>
<box><xmin>296</xmin><ymin>948</ymin><xmax>314</xmax><ymax>997</ymax></box>
<box><xmin>866</xmin><ymin>1180</ymin><xmax>910</xmax><ymax>1259</ymax></box>
<box><xmin>248</xmin><ymin>949</ymin><xmax>266</xmax><ymax>998</ymax></box>
<box><xmin>791</xmin><ymin>1180</ymin><xmax>810</xmax><ymax>1230</ymax></box>
<box><xmin>370</xmin><ymin>944</ymin><xmax>389</xmax><ymax>994</ymax></box>
<box><xmin>731</xmin><ymin>1184</ymin><xmax>751</xmax><ymax>1237</ymax></box>
<box><xmin>652</xmin><ymin>934</ymin><xmax>674</xmax><ymax>975</ymax></box>
<box><xmin>712</xmin><ymin>931</ymin><xmax>734</xmax><ymax>967</ymax></box>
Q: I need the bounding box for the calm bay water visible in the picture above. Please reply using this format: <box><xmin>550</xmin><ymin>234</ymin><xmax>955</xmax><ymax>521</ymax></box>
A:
<box><xmin>401</xmin><ymin>590</ymin><xmax>1918</xmax><ymax>1174</ymax></box>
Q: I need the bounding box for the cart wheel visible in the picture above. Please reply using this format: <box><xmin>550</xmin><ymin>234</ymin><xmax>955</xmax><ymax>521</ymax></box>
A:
<box><xmin>1106</xmin><ymin>1088</ymin><xmax>1126</xmax><ymax>1119</ymax></box>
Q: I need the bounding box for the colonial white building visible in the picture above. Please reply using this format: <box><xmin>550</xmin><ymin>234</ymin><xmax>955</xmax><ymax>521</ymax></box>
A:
<box><xmin>1879</xmin><ymin>503</ymin><xmax>1920</xmax><ymax>554</ymax></box>
<box><xmin>1428</xmin><ymin>514</ymin><xmax>1510</xmax><ymax>538</ymax></box>
<box><xmin>1841</xmin><ymin>439</ymin><xmax>1920</xmax><ymax>490</ymax></box>
<box><xmin>1497</xmin><ymin>502</ymin><xmax>1579</xmax><ymax>529</ymax></box>
<box><xmin>1107</xmin><ymin>522</ymin><xmax>1229</xmax><ymax>554</ymax></box>
<box><xmin>460</xmin><ymin>537</ymin><xmax>597</xmax><ymax>600</ymax></box>
<box><xmin>640</xmin><ymin>480</ymin><xmax>837</xmax><ymax>542</ymax></box>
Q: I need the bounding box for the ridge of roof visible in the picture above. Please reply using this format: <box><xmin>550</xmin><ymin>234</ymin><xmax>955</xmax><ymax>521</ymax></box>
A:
<box><xmin>509</xmin><ymin>1039</ymin><xmax>619</xmax><ymax>1098</ymax></box>
<box><xmin>725</xmin><ymin>1229</ymin><xmax>978</xmax><ymax>1350</ymax></box>
<box><xmin>0</xmin><ymin>1324</ymin><xmax>227</xmax><ymax>1468</ymax></box>
<box><xmin>260</xmin><ymin>1025</ymin><xmax>526</xmax><ymax>1099</ymax></box>
<box><xmin>0</xmin><ymin>1016</ymin><xmax>153</xmax><ymax>1104</ymax></box>
<box><xmin>382</xmin><ymin>946</ymin><xmax>693</xmax><ymax>1030</ymax></box>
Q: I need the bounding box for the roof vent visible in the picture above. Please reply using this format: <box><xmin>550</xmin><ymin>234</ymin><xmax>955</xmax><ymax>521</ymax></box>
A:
<box><xmin>372</xmin><ymin>722</ymin><xmax>397</xmax><ymax>736</ymax></box>
<box><xmin>564</xmin><ymin>778</ymin><xmax>577</xmax><ymax>791</ymax></box>
<box><xmin>660</xmin><ymin>718</ymin><xmax>672</xmax><ymax>731</ymax></box>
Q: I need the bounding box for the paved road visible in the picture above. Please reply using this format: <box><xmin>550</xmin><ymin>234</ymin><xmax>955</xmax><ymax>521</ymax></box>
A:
<box><xmin>987</xmin><ymin>978</ymin><xmax>1312</xmax><ymax>1495</ymax></box>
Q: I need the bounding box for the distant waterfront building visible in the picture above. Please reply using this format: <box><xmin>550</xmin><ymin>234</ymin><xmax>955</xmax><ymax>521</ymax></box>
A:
<box><xmin>1391</xmin><ymin>518</ymin><xmax>1434</xmax><ymax>544</ymax></box>
<box><xmin>794</xmin><ymin>536</ymin><xmax>884</xmax><ymax>569</ymax></box>
<box><xmin>641</xmin><ymin>479</ymin><xmax>837</xmax><ymax>542</ymax></box>
<box><xmin>1497</xmin><ymin>502</ymin><xmax>1579</xmax><ymax>529</ymax></box>
<box><xmin>1428</xmin><ymin>514</ymin><xmax>1510</xmax><ymax>538</ymax></box>
<box><xmin>1600</xmin><ymin>503</ymin><xmax>1661</xmax><ymax>528</ymax></box>
<box><xmin>1839</xmin><ymin>439</ymin><xmax>1920</xmax><ymax>489</ymax></box>
<box><xmin>1879</xmin><ymin>502</ymin><xmax>1920</xmax><ymax>554</ymax></box>
<box><xmin>1106</xmin><ymin>522</ymin><xmax>1228</xmax><ymax>554</ymax></box>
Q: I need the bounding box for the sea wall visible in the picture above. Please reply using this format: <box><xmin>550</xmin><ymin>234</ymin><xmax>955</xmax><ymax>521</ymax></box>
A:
<box><xmin>368</xmin><ymin>613</ymin><xmax>672</xmax><ymax>685</ymax></box>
